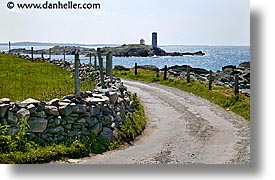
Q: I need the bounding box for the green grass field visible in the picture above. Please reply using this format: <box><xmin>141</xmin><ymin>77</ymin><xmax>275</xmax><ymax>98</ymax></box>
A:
<box><xmin>0</xmin><ymin>53</ymin><xmax>95</xmax><ymax>101</ymax></box>
<box><xmin>113</xmin><ymin>67</ymin><xmax>250</xmax><ymax>121</ymax></box>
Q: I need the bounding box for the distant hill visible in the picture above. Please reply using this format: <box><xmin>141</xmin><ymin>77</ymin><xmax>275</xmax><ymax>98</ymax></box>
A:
<box><xmin>0</xmin><ymin>42</ymin><xmax>118</xmax><ymax>47</ymax></box>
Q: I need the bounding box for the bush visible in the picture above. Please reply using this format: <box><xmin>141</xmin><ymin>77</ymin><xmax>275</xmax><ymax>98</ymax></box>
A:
<box><xmin>114</xmin><ymin>65</ymin><xmax>130</xmax><ymax>71</ymax></box>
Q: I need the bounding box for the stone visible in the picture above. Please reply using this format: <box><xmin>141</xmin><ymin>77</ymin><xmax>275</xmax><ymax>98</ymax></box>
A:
<box><xmin>102</xmin><ymin>96</ymin><xmax>110</xmax><ymax>104</ymax></box>
<box><xmin>7</xmin><ymin>127</ymin><xmax>19</xmax><ymax>136</ymax></box>
<box><xmin>21</xmin><ymin>98</ymin><xmax>40</xmax><ymax>106</ymax></box>
<box><xmin>99</xmin><ymin>127</ymin><xmax>114</xmax><ymax>142</ymax></box>
<box><xmin>0</xmin><ymin>117</ymin><xmax>8</xmax><ymax>125</ymax></box>
<box><xmin>32</xmin><ymin>111</ymin><xmax>47</xmax><ymax>118</ymax></box>
<box><xmin>59</xmin><ymin>104</ymin><xmax>73</xmax><ymax>116</ymax></box>
<box><xmin>87</xmin><ymin>97</ymin><xmax>105</xmax><ymax>104</ymax></box>
<box><xmin>77</xmin><ymin>118</ymin><xmax>86</xmax><ymax>124</ymax></box>
<box><xmin>90</xmin><ymin>105</ymin><xmax>100</xmax><ymax>116</ymax></box>
<box><xmin>9</xmin><ymin>104</ymin><xmax>19</xmax><ymax>112</ymax></box>
<box><xmin>64</xmin><ymin>124</ymin><xmax>72</xmax><ymax>130</ymax></box>
<box><xmin>37</xmin><ymin>102</ymin><xmax>46</xmax><ymax>112</ymax></box>
<box><xmin>67</xmin><ymin>130</ymin><xmax>80</xmax><ymax>137</ymax></box>
<box><xmin>47</xmin><ymin>126</ymin><xmax>64</xmax><ymax>134</ymax></box>
<box><xmin>15</xmin><ymin>101</ymin><xmax>25</xmax><ymax>108</ymax></box>
<box><xmin>108</xmin><ymin>92</ymin><xmax>118</xmax><ymax>104</ymax></box>
<box><xmin>45</xmin><ymin>106</ymin><xmax>59</xmax><ymax>116</ymax></box>
<box><xmin>76</xmin><ymin>104</ymin><xmax>87</xmax><ymax>114</ymax></box>
<box><xmin>28</xmin><ymin>117</ymin><xmax>48</xmax><ymax>133</ymax></box>
<box><xmin>0</xmin><ymin>104</ymin><xmax>10</xmax><ymax>118</ymax></box>
<box><xmin>102</xmin><ymin>104</ymin><xmax>112</xmax><ymax>115</ymax></box>
<box><xmin>0</xmin><ymin>98</ymin><xmax>11</xmax><ymax>104</ymax></box>
<box><xmin>7</xmin><ymin>111</ymin><xmax>18</xmax><ymax>124</ymax></box>
<box><xmin>101</xmin><ymin>114</ymin><xmax>114</xmax><ymax>125</ymax></box>
<box><xmin>91</xmin><ymin>123</ymin><xmax>102</xmax><ymax>135</ymax></box>
<box><xmin>16</xmin><ymin>108</ymin><xmax>30</xmax><ymax>120</ymax></box>
<box><xmin>62</xmin><ymin>94</ymin><xmax>75</xmax><ymax>100</ymax></box>
<box><xmin>86</xmin><ymin>117</ymin><xmax>98</xmax><ymax>127</ymax></box>
<box><xmin>26</xmin><ymin>104</ymin><xmax>36</xmax><ymax>114</ymax></box>
<box><xmin>47</xmin><ymin>98</ymin><xmax>60</xmax><ymax>106</ymax></box>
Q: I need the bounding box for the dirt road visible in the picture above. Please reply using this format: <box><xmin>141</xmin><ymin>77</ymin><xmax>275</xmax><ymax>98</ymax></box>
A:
<box><xmin>60</xmin><ymin>80</ymin><xmax>250</xmax><ymax>164</ymax></box>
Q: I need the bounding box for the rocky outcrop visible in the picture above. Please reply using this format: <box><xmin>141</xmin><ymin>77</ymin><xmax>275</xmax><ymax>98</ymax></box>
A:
<box><xmin>165</xmin><ymin>62</ymin><xmax>250</xmax><ymax>96</ymax></box>
<box><xmin>9</xmin><ymin>44</ymin><xmax>205</xmax><ymax>57</ymax></box>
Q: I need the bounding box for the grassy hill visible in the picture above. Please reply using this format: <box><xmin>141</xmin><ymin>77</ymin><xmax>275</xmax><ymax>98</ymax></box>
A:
<box><xmin>0</xmin><ymin>53</ymin><xmax>94</xmax><ymax>101</ymax></box>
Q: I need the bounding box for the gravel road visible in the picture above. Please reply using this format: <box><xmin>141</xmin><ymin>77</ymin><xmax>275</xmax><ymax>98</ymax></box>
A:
<box><xmin>57</xmin><ymin>80</ymin><xmax>250</xmax><ymax>164</ymax></box>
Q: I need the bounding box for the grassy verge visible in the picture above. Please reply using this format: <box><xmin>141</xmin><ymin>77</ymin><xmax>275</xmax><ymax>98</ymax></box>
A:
<box><xmin>113</xmin><ymin>67</ymin><xmax>250</xmax><ymax>121</ymax></box>
<box><xmin>0</xmin><ymin>97</ymin><xmax>146</xmax><ymax>164</ymax></box>
<box><xmin>0</xmin><ymin>53</ymin><xmax>95</xmax><ymax>101</ymax></box>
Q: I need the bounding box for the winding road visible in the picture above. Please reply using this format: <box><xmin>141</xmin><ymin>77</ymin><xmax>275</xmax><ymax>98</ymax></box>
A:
<box><xmin>57</xmin><ymin>79</ymin><xmax>250</xmax><ymax>164</ymax></box>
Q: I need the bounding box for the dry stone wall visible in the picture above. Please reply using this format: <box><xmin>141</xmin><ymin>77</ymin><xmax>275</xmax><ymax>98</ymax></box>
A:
<box><xmin>0</xmin><ymin>54</ymin><xmax>135</xmax><ymax>143</ymax></box>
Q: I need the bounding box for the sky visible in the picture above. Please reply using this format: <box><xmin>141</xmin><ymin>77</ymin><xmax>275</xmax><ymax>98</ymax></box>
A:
<box><xmin>0</xmin><ymin>0</ymin><xmax>250</xmax><ymax>45</ymax></box>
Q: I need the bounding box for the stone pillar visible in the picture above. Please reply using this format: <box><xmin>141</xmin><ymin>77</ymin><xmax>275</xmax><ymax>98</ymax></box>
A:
<box><xmin>97</xmin><ymin>48</ymin><xmax>106</xmax><ymax>89</ymax></box>
<box><xmin>164</xmin><ymin>65</ymin><xmax>167</xmax><ymax>80</ymax></box>
<box><xmin>74</xmin><ymin>53</ymin><xmax>80</xmax><ymax>96</ymax></box>
<box><xmin>209</xmin><ymin>70</ymin><xmax>213</xmax><ymax>90</ymax></box>
<box><xmin>41</xmin><ymin>52</ymin><xmax>44</xmax><ymax>59</ymax></box>
<box><xmin>63</xmin><ymin>50</ymin><xmax>66</xmax><ymax>61</ymax></box>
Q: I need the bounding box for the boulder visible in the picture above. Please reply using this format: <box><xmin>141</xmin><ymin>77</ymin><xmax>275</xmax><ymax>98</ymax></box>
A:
<box><xmin>28</xmin><ymin>117</ymin><xmax>48</xmax><ymax>133</ymax></box>
<box><xmin>7</xmin><ymin>127</ymin><xmax>19</xmax><ymax>136</ymax></box>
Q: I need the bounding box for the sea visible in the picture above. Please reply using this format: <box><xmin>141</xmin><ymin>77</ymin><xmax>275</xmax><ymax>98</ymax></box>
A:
<box><xmin>0</xmin><ymin>45</ymin><xmax>250</xmax><ymax>72</ymax></box>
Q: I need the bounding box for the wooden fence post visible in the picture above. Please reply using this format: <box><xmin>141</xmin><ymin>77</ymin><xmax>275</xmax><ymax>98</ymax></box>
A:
<box><xmin>164</xmin><ymin>65</ymin><xmax>167</xmax><ymax>80</ymax></box>
<box><xmin>97</xmin><ymin>48</ymin><xmax>106</xmax><ymax>89</ymax></box>
<box><xmin>106</xmin><ymin>52</ymin><xmax>113</xmax><ymax>81</ymax></box>
<box><xmin>187</xmin><ymin>66</ymin><xmax>191</xmax><ymax>83</ymax></box>
<box><xmin>94</xmin><ymin>56</ymin><xmax>97</xmax><ymax>71</ymax></box>
<box><xmin>234</xmin><ymin>75</ymin><xmax>239</xmax><ymax>95</ymax></box>
<box><xmin>31</xmin><ymin>47</ymin><xmax>34</xmax><ymax>60</ymax></box>
<box><xmin>89</xmin><ymin>53</ymin><xmax>92</xmax><ymax>65</ymax></box>
<box><xmin>74</xmin><ymin>53</ymin><xmax>80</xmax><ymax>96</ymax></box>
<box><xmin>8</xmin><ymin>41</ymin><xmax>11</xmax><ymax>53</ymax></box>
<box><xmin>49</xmin><ymin>48</ymin><xmax>51</xmax><ymax>60</ymax></box>
<box><xmin>208</xmin><ymin>70</ymin><xmax>213</xmax><ymax>90</ymax></box>
<box><xmin>135</xmin><ymin>63</ymin><xmax>137</xmax><ymax>76</ymax></box>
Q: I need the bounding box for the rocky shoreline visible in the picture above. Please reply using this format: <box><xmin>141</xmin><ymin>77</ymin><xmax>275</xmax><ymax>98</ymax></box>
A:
<box><xmin>138</xmin><ymin>62</ymin><xmax>250</xmax><ymax>96</ymax></box>
<box><xmin>9</xmin><ymin>44</ymin><xmax>205</xmax><ymax>57</ymax></box>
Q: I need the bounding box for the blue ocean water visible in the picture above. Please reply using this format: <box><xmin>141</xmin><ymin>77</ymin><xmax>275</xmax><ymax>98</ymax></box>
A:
<box><xmin>0</xmin><ymin>45</ymin><xmax>250</xmax><ymax>71</ymax></box>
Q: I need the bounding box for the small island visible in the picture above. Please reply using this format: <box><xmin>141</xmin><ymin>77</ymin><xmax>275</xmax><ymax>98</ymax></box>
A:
<box><xmin>9</xmin><ymin>44</ymin><xmax>205</xmax><ymax>57</ymax></box>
